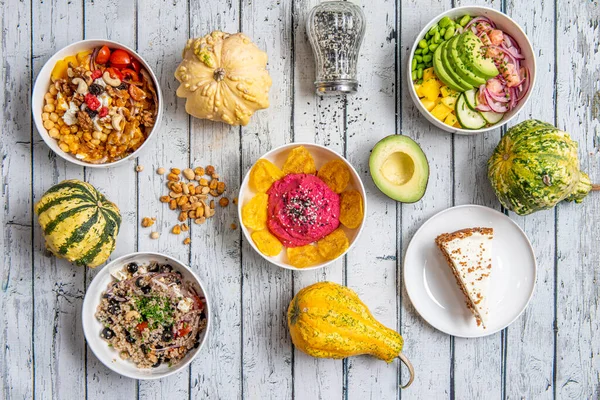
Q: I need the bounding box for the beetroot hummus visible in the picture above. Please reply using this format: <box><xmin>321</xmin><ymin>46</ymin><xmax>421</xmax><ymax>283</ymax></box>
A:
<box><xmin>267</xmin><ymin>173</ymin><xmax>340</xmax><ymax>247</ymax></box>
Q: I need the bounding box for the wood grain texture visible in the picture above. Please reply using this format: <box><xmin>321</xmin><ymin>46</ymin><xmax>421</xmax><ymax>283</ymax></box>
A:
<box><xmin>555</xmin><ymin>1</ymin><xmax>600</xmax><ymax>399</ymax></box>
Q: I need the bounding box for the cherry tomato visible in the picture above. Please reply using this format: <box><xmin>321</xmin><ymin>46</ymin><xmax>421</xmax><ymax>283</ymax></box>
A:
<box><xmin>105</xmin><ymin>67</ymin><xmax>123</xmax><ymax>81</ymax></box>
<box><xmin>98</xmin><ymin>107</ymin><xmax>109</xmax><ymax>118</ymax></box>
<box><xmin>176</xmin><ymin>325</ymin><xmax>192</xmax><ymax>338</ymax></box>
<box><xmin>122</xmin><ymin>69</ymin><xmax>139</xmax><ymax>82</ymax></box>
<box><xmin>136</xmin><ymin>321</ymin><xmax>148</xmax><ymax>332</ymax></box>
<box><xmin>129</xmin><ymin>84</ymin><xmax>147</xmax><ymax>101</ymax></box>
<box><xmin>91</xmin><ymin>70</ymin><xmax>102</xmax><ymax>80</ymax></box>
<box><xmin>130</xmin><ymin>59</ymin><xmax>142</xmax><ymax>73</ymax></box>
<box><xmin>109</xmin><ymin>49</ymin><xmax>131</xmax><ymax>69</ymax></box>
<box><xmin>95</xmin><ymin>46</ymin><xmax>111</xmax><ymax>64</ymax></box>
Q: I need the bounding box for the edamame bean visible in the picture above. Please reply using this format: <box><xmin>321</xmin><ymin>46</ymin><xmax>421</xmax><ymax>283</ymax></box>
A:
<box><xmin>412</xmin><ymin>70</ymin><xmax>417</xmax><ymax>80</ymax></box>
<box><xmin>428</xmin><ymin>24</ymin><xmax>439</xmax><ymax>35</ymax></box>
<box><xmin>417</xmin><ymin>68</ymin><xmax>423</xmax><ymax>79</ymax></box>
<box><xmin>411</xmin><ymin>58</ymin><xmax>417</xmax><ymax>70</ymax></box>
<box><xmin>415</xmin><ymin>55</ymin><xmax>423</xmax><ymax>63</ymax></box>
<box><xmin>422</xmin><ymin>47</ymin><xmax>429</xmax><ymax>55</ymax></box>
<box><xmin>419</xmin><ymin>39</ymin><xmax>428</xmax><ymax>49</ymax></box>
<box><xmin>416</xmin><ymin>63</ymin><xmax>424</xmax><ymax>70</ymax></box>
<box><xmin>433</xmin><ymin>31</ymin><xmax>441</xmax><ymax>43</ymax></box>
<box><xmin>439</xmin><ymin>27</ymin><xmax>446</xmax><ymax>37</ymax></box>
<box><xmin>459</xmin><ymin>15</ymin><xmax>472</xmax><ymax>27</ymax></box>
<box><xmin>444</xmin><ymin>26</ymin><xmax>455</xmax><ymax>40</ymax></box>
<box><xmin>415</xmin><ymin>48</ymin><xmax>423</xmax><ymax>55</ymax></box>
<box><xmin>422</xmin><ymin>54</ymin><xmax>432</xmax><ymax>63</ymax></box>
<box><xmin>429</xmin><ymin>43</ymin><xmax>439</xmax><ymax>51</ymax></box>
<box><xmin>439</xmin><ymin>16</ymin><xmax>452</xmax><ymax>28</ymax></box>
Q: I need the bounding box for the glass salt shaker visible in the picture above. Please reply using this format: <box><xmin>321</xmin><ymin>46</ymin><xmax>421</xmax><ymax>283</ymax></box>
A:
<box><xmin>306</xmin><ymin>1</ymin><xmax>366</xmax><ymax>95</ymax></box>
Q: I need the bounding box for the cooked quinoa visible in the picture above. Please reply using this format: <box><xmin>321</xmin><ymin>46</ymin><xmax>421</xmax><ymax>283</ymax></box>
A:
<box><xmin>95</xmin><ymin>261</ymin><xmax>206</xmax><ymax>369</ymax></box>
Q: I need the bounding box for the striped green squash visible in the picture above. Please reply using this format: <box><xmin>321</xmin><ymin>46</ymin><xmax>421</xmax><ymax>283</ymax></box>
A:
<box><xmin>488</xmin><ymin>120</ymin><xmax>597</xmax><ymax>216</ymax></box>
<box><xmin>34</xmin><ymin>179</ymin><xmax>121</xmax><ymax>268</ymax></box>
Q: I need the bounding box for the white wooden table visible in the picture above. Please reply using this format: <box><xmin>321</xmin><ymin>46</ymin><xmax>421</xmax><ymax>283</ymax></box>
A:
<box><xmin>2</xmin><ymin>0</ymin><xmax>599</xmax><ymax>399</ymax></box>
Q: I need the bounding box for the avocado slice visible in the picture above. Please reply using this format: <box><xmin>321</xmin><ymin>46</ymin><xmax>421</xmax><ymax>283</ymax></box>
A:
<box><xmin>447</xmin><ymin>36</ymin><xmax>486</xmax><ymax>87</ymax></box>
<box><xmin>369</xmin><ymin>135</ymin><xmax>429</xmax><ymax>203</ymax></box>
<box><xmin>458</xmin><ymin>30</ymin><xmax>499</xmax><ymax>79</ymax></box>
<box><xmin>433</xmin><ymin>42</ymin><xmax>469</xmax><ymax>92</ymax></box>
<box><xmin>441</xmin><ymin>38</ymin><xmax>473</xmax><ymax>91</ymax></box>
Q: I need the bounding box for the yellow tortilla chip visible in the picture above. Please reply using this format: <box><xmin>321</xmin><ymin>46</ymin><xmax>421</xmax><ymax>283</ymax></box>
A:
<box><xmin>242</xmin><ymin>193</ymin><xmax>268</xmax><ymax>230</ymax></box>
<box><xmin>317</xmin><ymin>159</ymin><xmax>350</xmax><ymax>193</ymax></box>
<box><xmin>339</xmin><ymin>190</ymin><xmax>364</xmax><ymax>229</ymax></box>
<box><xmin>250</xmin><ymin>159</ymin><xmax>284</xmax><ymax>193</ymax></box>
<box><xmin>317</xmin><ymin>228</ymin><xmax>349</xmax><ymax>261</ymax></box>
<box><xmin>252</xmin><ymin>230</ymin><xmax>283</xmax><ymax>257</ymax></box>
<box><xmin>282</xmin><ymin>146</ymin><xmax>316</xmax><ymax>175</ymax></box>
<box><xmin>287</xmin><ymin>245</ymin><xmax>322</xmax><ymax>268</ymax></box>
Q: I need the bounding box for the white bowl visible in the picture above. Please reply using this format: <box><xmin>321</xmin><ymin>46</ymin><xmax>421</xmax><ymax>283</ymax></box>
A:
<box><xmin>32</xmin><ymin>39</ymin><xmax>163</xmax><ymax>167</ymax></box>
<box><xmin>407</xmin><ymin>6</ymin><xmax>536</xmax><ymax>135</ymax></box>
<box><xmin>238</xmin><ymin>143</ymin><xmax>367</xmax><ymax>271</ymax></box>
<box><xmin>82</xmin><ymin>252</ymin><xmax>211</xmax><ymax>380</ymax></box>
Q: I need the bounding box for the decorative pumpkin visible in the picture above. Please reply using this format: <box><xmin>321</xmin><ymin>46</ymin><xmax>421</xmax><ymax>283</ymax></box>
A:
<box><xmin>34</xmin><ymin>180</ymin><xmax>121</xmax><ymax>268</ymax></box>
<box><xmin>174</xmin><ymin>31</ymin><xmax>272</xmax><ymax>126</ymax></box>
<box><xmin>287</xmin><ymin>281</ymin><xmax>414</xmax><ymax>388</ymax></box>
<box><xmin>488</xmin><ymin>120</ymin><xmax>599</xmax><ymax>215</ymax></box>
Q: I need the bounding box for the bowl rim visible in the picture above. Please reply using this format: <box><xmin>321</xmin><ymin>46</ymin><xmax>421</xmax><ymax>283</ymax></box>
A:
<box><xmin>237</xmin><ymin>142</ymin><xmax>367</xmax><ymax>271</ymax></box>
<box><xmin>81</xmin><ymin>251</ymin><xmax>211</xmax><ymax>380</ymax></box>
<box><xmin>32</xmin><ymin>38</ymin><xmax>164</xmax><ymax>168</ymax></box>
<box><xmin>407</xmin><ymin>5</ymin><xmax>537</xmax><ymax>135</ymax></box>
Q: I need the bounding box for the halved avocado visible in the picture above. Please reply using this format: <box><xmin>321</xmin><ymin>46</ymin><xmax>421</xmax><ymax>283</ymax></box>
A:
<box><xmin>447</xmin><ymin>36</ymin><xmax>486</xmax><ymax>87</ymax></box>
<box><xmin>441</xmin><ymin>38</ymin><xmax>473</xmax><ymax>91</ymax></box>
<box><xmin>458</xmin><ymin>30</ymin><xmax>499</xmax><ymax>79</ymax></box>
<box><xmin>433</xmin><ymin>42</ymin><xmax>468</xmax><ymax>92</ymax></box>
<box><xmin>369</xmin><ymin>135</ymin><xmax>429</xmax><ymax>203</ymax></box>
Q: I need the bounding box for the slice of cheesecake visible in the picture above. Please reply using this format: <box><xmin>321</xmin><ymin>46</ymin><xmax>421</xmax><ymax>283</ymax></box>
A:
<box><xmin>435</xmin><ymin>227</ymin><xmax>493</xmax><ymax>328</ymax></box>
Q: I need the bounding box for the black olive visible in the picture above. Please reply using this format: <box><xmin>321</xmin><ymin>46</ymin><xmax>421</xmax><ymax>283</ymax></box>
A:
<box><xmin>136</xmin><ymin>277</ymin><xmax>145</xmax><ymax>287</ymax></box>
<box><xmin>141</xmin><ymin>344</ymin><xmax>147</xmax><ymax>354</ymax></box>
<box><xmin>148</xmin><ymin>264</ymin><xmax>160</xmax><ymax>272</ymax></box>
<box><xmin>193</xmin><ymin>341</ymin><xmax>200</xmax><ymax>349</ymax></box>
<box><xmin>159</xmin><ymin>264</ymin><xmax>173</xmax><ymax>273</ymax></box>
<box><xmin>100</xmin><ymin>327</ymin><xmax>115</xmax><ymax>340</ymax></box>
<box><xmin>85</xmin><ymin>108</ymin><xmax>98</xmax><ymax>119</ymax></box>
<box><xmin>107</xmin><ymin>302</ymin><xmax>120</xmax><ymax>315</ymax></box>
<box><xmin>151</xmin><ymin>359</ymin><xmax>162</xmax><ymax>368</ymax></box>
<box><xmin>102</xmin><ymin>293</ymin><xmax>110</xmax><ymax>298</ymax></box>
<box><xmin>175</xmin><ymin>270</ymin><xmax>183</xmax><ymax>277</ymax></box>
<box><xmin>141</xmin><ymin>285</ymin><xmax>152</xmax><ymax>294</ymax></box>
<box><xmin>125</xmin><ymin>331</ymin><xmax>136</xmax><ymax>343</ymax></box>
<box><xmin>163</xmin><ymin>357</ymin><xmax>170</xmax><ymax>363</ymax></box>
<box><xmin>155</xmin><ymin>344</ymin><xmax>163</xmax><ymax>350</ymax></box>
<box><xmin>105</xmin><ymin>317</ymin><xmax>113</xmax><ymax>325</ymax></box>
<box><xmin>116</xmin><ymin>83</ymin><xmax>128</xmax><ymax>90</ymax></box>
<box><xmin>174</xmin><ymin>278</ymin><xmax>181</xmax><ymax>285</ymax></box>
<box><xmin>88</xmin><ymin>83</ymin><xmax>104</xmax><ymax>96</ymax></box>
<box><xmin>127</xmin><ymin>262</ymin><xmax>139</xmax><ymax>273</ymax></box>
<box><xmin>162</xmin><ymin>330</ymin><xmax>173</xmax><ymax>342</ymax></box>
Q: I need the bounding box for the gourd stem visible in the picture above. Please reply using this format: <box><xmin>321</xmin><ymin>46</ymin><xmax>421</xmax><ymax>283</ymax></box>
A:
<box><xmin>591</xmin><ymin>184</ymin><xmax>600</xmax><ymax>192</ymax></box>
<box><xmin>397</xmin><ymin>352</ymin><xmax>415</xmax><ymax>389</ymax></box>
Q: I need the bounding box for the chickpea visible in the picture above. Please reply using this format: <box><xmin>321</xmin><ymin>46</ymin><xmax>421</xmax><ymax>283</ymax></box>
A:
<box><xmin>83</xmin><ymin>132</ymin><xmax>92</xmax><ymax>141</ymax></box>
<box><xmin>70</xmin><ymin>125</ymin><xmax>78</xmax><ymax>133</ymax></box>
<box><xmin>91</xmin><ymin>139</ymin><xmax>100</xmax><ymax>145</ymax></box>
<box><xmin>46</xmin><ymin>98</ymin><xmax>55</xmax><ymax>105</ymax></box>
<box><xmin>59</xmin><ymin>143</ymin><xmax>70</xmax><ymax>152</ymax></box>
<box><xmin>49</xmin><ymin>113</ymin><xmax>58</xmax><ymax>122</ymax></box>
<box><xmin>43</xmin><ymin>104</ymin><xmax>55</xmax><ymax>113</ymax></box>
<box><xmin>49</xmin><ymin>86</ymin><xmax>58</xmax><ymax>95</ymax></box>
<box><xmin>63</xmin><ymin>134</ymin><xmax>73</xmax><ymax>144</ymax></box>
<box><xmin>60</xmin><ymin>126</ymin><xmax>70</xmax><ymax>135</ymax></box>
<box><xmin>92</xmin><ymin>131</ymin><xmax>102</xmax><ymax>140</ymax></box>
<box><xmin>48</xmin><ymin>128</ymin><xmax>60</xmax><ymax>138</ymax></box>
<box><xmin>43</xmin><ymin>120</ymin><xmax>55</xmax><ymax>130</ymax></box>
<box><xmin>44</xmin><ymin>93</ymin><xmax>53</xmax><ymax>100</ymax></box>
<box><xmin>69</xmin><ymin>143</ymin><xmax>79</xmax><ymax>152</ymax></box>
<box><xmin>42</xmin><ymin>112</ymin><xmax>49</xmax><ymax>121</ymax></box>
<box><xmin>100</xmin><ymin>133</ymin><xmax>108</xmax><ymax>142</ymax></box>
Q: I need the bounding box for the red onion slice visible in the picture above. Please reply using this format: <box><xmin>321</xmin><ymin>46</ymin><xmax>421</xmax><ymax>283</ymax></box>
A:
<box><xmin>465</xmin><ymin>16</ymin><xmax>497</xmax><ymax>31</ymax></box>
<box><xmin>486</xmin><ymin>87</ymin><xmax>511</xmax><ymax>103</ymax></box>
<box><xmin>483</xmin><ymin>89</ymin><xmax>509</xmax><ymax>113</ymax></box>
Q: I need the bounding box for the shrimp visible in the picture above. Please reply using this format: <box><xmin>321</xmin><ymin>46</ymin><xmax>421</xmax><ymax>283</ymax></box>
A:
<box><xmin>480</xmin><ymin>33</ymin><xmax>492</xmax><ymax>46</ymax></box>
<box><xmin>488</xmin><ymin>30</ymin><xmax>504</xmax><ymax>46</ymax></box>
<box><xmin>476</xmin><ymin>22</ymin><xmax>493</xmax><ymax>34</ymax></box>
<box><xmin>486</xmin><ymin>46</ymin><xmax>503</xmax><ymax>61</ymax></box>
<box><xmin>486</xmin><ymin>78</ymin><xmax>504</xmax><ymax>94</ymax></box>
<box><xmin>502</xmin><ymin>63</ymin><xmax>521</xmax><ymax>87</ymax></box>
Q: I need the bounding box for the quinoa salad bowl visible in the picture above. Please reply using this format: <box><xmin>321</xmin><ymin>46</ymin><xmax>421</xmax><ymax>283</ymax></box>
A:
<box><xmin>82</xmin><ymin>252</ymin><xmax>210</xmax><ymax>379</ymax></box>
<box><xmin>32</xmin><ymin>39</ymin><xmax>163</xmax><ymax>168</ymax></box>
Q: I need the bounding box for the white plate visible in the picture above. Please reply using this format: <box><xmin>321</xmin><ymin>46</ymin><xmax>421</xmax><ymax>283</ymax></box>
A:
<box><xmin>403</xmin><ymin>205</ymin><xmax>536</xmax><ymax>337</ymax></box>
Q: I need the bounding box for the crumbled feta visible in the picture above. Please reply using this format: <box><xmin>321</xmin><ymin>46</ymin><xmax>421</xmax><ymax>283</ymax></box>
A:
<box><xmin>56</xmin><ymin>92</ymin><xmax>68</xmax><ymax>111</ymax></box>
<box><xmin>92</xmin><ymin>117</ymin><xmax>103</xmax><ymax>133</ymax></box>
<box><xmin>98</xmin><ymin>92</ymin><xmax>110</xmax><ymax>108</ymax></box>
<box><xmin>177</xmin><ymin>297</ymin><xmax>194</xmax><ymax>313</ymax></box>
<box><xmin>62</xmin><ymin>101</ymin><xmax>79</xmax><ymax>126</ymax></box>
<box><xmin>110</xmin><ymin>268</ymin><xmax>128</xmax><ymax>281</ymax></box>
<box><xmin>93</xmin><ymin>77</ymin><xmax>107</xmax><ymax>88</ymax></box>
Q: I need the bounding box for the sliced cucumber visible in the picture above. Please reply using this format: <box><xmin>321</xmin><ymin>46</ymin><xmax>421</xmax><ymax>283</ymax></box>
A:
<box><xmin>481</xmin><ymin>111</ymin><xmax>504</xmax><ymax>124</ymax></box>
<box><xmin>464</xmin><ymin>89</ymin><xmax>478</xmax><ymax>110</ymax></box>
<box><xmin>455</xmin><ymin>93</ymin><xmax>486</xmax><ymax>129</ymax></box>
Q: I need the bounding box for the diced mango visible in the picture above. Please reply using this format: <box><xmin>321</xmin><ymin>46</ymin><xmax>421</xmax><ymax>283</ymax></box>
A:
<box><xmin>76</xmin><ymin>50</ymin><xmax>93</xmax><ymax>68</ymax></box>
<box><xmin>50</xmin><ymin>55</ymin><xmax>79</xmax><ymax>82</ymax></box>
<box><xmin>414</xmin><ymin>84</ymin><xmax>424</xmax><ymax>98</ymax></box>
<box><xmin>430</xmin><ymin>103</ymin><xmax>452</xmax><ymax>121</ymax></box>
<box><xmin>454</xmin><ymin>121</ymin><xmax>461</xmax><ymax>128</ymax></box>
<box><xmin>441</xmin><ymin>96</ymin><xmax>457</xmax><ymax>109</ymax></box>
<box><xmin>440</xmin><ymin>86</ymin><xmax>458</xmax><ymax>98</ymax></box>
<box><xmin>421</xmin><ymin>98</ymin><xmax>436</xmax><ymax>111</ymax></box>
<box><xmin>421</xmin><ymin>78</ymin><xmax>441</xmax><ymax>102</ymax></box>
<box><xmin>423</xmin><ymin>67</ymin><xmax>435</xmax><ymax>81</ymax></box>
<box><xmin>444</xmin><ymin>113</ymin><xmax>458</xmax><ymax>127</ymax></box>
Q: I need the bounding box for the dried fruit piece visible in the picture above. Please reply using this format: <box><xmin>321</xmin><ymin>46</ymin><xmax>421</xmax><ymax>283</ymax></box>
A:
<box><xmin>206</xmin><ymin>165</ymin><xmax>215</xmax><ymax>176</ymax></box>
<box><xmin>150</xmin><ymin>232</ymin><xmax>160</xmax><ymax>239</ymax></box>
<box><xmin>183</xmin><ymin>238</ymin><xmax>191</xmax><ymax>245</ymax></box>
<box><xmin>252</xmin><ymin>230</ymin><xmax>283</xmax><ymax>257</ymax></box>
<box><xmin>172</xmin><ymin>225</ymin><xmax>181</xmax><ymax>235</ymax></box>
<box><xmin>241</xmin><ymin>193</ymin><xmax>268</xmax><ymax>230</ymax></box>
<box><xmin>287</xmin><ymin>245</ymin><xmax>322</xmax><ymax>268</ymax></box>
<box><xmin>135</xmin><ymin>165</ymin><xmax>144</xmax><ymax>172</ymax></box>
<box><xmin>339</xmin><ymin>190</ymin><xmax>364</xmax><ymax>229</ymax></box>
<box><xmin>219</xmin><ymin>197</ymin><xmax>229</xmax><ymax>207</ymax></box>
<box><xmin>317</xmin><ymin>228</ymin><xmax>349</xmax><ymax>261</ymax></box>
<box><xmin>182</xmin><ymin>168</ymin><xmax>195</xmax><ymax>180</ymax></box>
<box><xmin>249</xmin><ymin>159</ymin><xmax>285</xmax><ymax>193</ymax></box>
<box><xmin>156</xmin><ymin>167</ymin><xmax>165</xmax><ymax>175</ymax></box>
<box><xmin>141</xmin><ymin>217</ymin><xmax>155</xmax><ymax>228</ymax></box>
<box><xmin>317</xmin><ymin>160</ymin><xmax>350</xmax><ymax>193</ymax></box>
<box><xmin>282</xmin><ymin>146</ymin><xmax>316</xmax><ymax>175</ymax></box>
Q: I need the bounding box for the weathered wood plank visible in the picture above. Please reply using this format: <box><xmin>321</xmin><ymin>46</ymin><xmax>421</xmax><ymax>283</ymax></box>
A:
<box><xmin>83</xmin><ymin>1</ymin><xmax>139</xmax><ymax>398</ymax></box>
<box><xmin>136</xmin><ymin>0</ymin><xmax>191</xmax><ymax>397</ymax></box>
<box><xmin>0</xmin><ymin>1</ymin><xmax>34</xmax><ymax>399</ymax></box>
<box><xmin>399</xmin><ymin>1</ymin><xmax>454</xmax><ymax>398</ymax></box>
<box><xmin>555</xmin><ymin>1</ymin><xmax>600</xmax><ymax>398</ymax></box>
<box><xmin>291</xmin><ymin>1</ymin><xmax>345</xmax><ymax>399</ymax></box>
<box><xmin>504</xmin><ymin>0</ymin><xmax>556</xmax><ymax>398</ymax></box>
<box><xmin>240</xmin><ymin>0</ymin><xmax>295</xmax><ymax>398</ymax></box>
<box><xmin>187</xmin><ymin>1</ymin><xmax>243</xmax><ymax>399</ymax></box>
<box><xmin>344</xmin><ymin>1</ymin><xmax>399</xmax><ymax>399</ymax></box>
<box><xmin>30</xmin><ymin>1</ymin><xmax>87</xmax><ymax>399</ymax></box>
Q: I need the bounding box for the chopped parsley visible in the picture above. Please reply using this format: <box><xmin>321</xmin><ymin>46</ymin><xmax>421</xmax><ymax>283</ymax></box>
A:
<box><xmin>135</xmin><ymin>295</ymin><xmax>174</xmax><ymax>328</ymax></box>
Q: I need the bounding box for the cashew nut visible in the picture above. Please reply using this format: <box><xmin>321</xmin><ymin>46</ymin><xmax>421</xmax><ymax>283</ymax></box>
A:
<box><xmin>71</xmin><ymin>78</ymin><xmax>88</xmax><ymax>94</ymax></box>
<box><xmin>67</xmin><ymin>67</ymin><xmax>74</xmax><ymax>78</ymax></box>
<box><xmin>111</xmin><ymin>114</ymin><xmax>123</xmax><ymax>131</ymax></box>
<box><xmin>103</xmin><ymin>70</ymin><xmax>121</xmax><ymax>87</ymax></box>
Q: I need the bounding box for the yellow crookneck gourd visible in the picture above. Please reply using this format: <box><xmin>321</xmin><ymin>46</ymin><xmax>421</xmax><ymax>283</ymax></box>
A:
<box><xmin>174</xmin><ymin>31</ymin><xmax>272</xmax><ymax>126</ymax></box>
<box><xmin>287</xmin><ymin>281</ymin><xmax>415</xmax><ymax>388</ymax></box>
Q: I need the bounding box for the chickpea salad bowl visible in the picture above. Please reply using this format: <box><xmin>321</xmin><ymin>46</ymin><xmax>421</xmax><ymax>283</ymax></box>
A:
<box><xmin>32</xmin><ymin>39</ymin><xmax>163</xmax><ymax>167</ymax></box>
<box><xmin>82</xmin><ymin>253</ymin><xmax>210</xmax><ymax>379</ymax></box>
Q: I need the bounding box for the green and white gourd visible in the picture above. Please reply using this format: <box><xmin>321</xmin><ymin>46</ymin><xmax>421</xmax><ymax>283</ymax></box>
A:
<box><xmin>34</xmin><ymin>179</ymin><xmax>121</xmax><ymax>267</ymax></box>
<box><xmin>488</xmin><ymin>120</ymin><xmax>599</xmax><ymax>215</ymax></box>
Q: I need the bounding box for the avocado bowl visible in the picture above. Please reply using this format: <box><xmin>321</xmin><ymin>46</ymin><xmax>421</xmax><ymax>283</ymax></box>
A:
<box><xmin>408</xmin><ymin>6</ymin><xmax>536</xmax><ymax>135</ymax></box>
